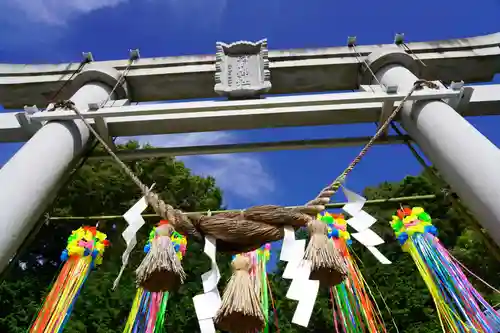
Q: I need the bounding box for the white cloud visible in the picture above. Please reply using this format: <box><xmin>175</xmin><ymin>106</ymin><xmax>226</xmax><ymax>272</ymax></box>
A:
<box><xmin>116</xmin><ymin>132</ymin><xmax>276</xmax><ymax>205</ymax></box>
<box><xmin>4</xmin><ymin>0</ymin><xmax>128</xmax><ymax>25</ymax></box>
<box><xmin>190</xmin><ymin>153</ymin><xmax>275</xmax><ymax>202</ymax></box>
<box><xmin>3</xmin><ymin>0</ymin><xmax>227</xmax><ymax>26</ymax></box>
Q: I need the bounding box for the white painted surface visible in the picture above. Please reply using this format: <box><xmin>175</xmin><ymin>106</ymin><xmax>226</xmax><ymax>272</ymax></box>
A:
<box><xmin>0</xmin><ymin>84</ymin><xmax>499</xmax><ymax>142</ymax></box>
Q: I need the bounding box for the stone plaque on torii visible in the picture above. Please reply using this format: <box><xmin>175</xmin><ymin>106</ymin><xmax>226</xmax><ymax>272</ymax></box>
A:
<box><xmin>214</xmin><ymin>39</ymin><xmax>271</xmax><ymax>99</ymax></box>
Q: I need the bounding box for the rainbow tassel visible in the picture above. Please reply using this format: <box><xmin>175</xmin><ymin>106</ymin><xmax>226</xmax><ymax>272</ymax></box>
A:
<box><xmin>259</xmin><ymin>244</ymin><xmax>271</xmax><ymax>333</ymax></box>
<box><xmin>319</xmin><ymin>213</ymin><xmax>387</xmax><ymax>333</ymax></box>
<box><xmin>29</xmin><ymin>226</ymin><xmax>110</xmax><ymax>333</ymax></box>
<box><xmin>123</xmin><ymin>226</ymin><xmax>187</xmax><ymax>333</ymax></box>
<box><xmin>391</xmin><ymin>207</ymin><xmax>500</xmax><ymax>333</ymax></box>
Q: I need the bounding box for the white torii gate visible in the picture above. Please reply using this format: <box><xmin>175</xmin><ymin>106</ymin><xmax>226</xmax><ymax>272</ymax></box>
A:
<box><xmin>0</xmin><ymin>33</ymin><xmax>500</xmax><ymax>273</ymax></box>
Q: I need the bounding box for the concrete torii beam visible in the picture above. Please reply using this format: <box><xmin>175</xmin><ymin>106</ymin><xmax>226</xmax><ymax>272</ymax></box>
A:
<box><xmin>0</xmin><ymin>83</ymin><xmax>499</xmax><ymax>142</ymax></box>
<box><xmin>0</xmin><ymin>33</ymin><xmax>499</xmax><ymax>108</ymax></box>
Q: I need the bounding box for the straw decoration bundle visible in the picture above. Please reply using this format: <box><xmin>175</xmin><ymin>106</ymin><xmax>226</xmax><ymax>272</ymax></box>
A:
<box><xmin>391</xmin><ymin>207</ymin><xmax>500</xmax><ymax>332</ymax></box>
<box><xmin>304</xmin><ymin>217</ymin><xmax>348</xmax><ymax>288</ymax></box>
<box><xmin>320</xmin><ymin>213</ymin><xmax>387</xmax><ymax>333</ymax></box>
<box><xmin>186</xmin><ymin>205</ymin><xmax>315</xmax><ymax>254</ymax></box>
<box><xmin>124</xmin><ymin>227</ymin><xmax>187</xmax><ymax>333</ymax></box>
<box><xmin>29</xmin><ymin>226</ymin><xmax>110</xmax><ymax>333</ymax></box>
<box><xmin>136</xmin><ymin>220</ymin><xmax>186</xmax><ymax>292</ymax></box>
<box><xmin>215</xmin><ymin>251</ymin><xmax>266</xmax><ymax>333</ymax></box>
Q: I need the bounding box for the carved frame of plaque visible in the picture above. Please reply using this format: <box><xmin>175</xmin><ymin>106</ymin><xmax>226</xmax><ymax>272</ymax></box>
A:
<box><xmin>214</xmin><ymin>39</ymin><xmax>271</xmax><ymax>99</ymax></box>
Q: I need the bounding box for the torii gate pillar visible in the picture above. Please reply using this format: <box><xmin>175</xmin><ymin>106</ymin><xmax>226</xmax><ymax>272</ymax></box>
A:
<box><xmin>364</xmin><ymin>49</ymin><xmax>500</xmax><ymax>245</ymax></box>
<box><xmin>0</xmin><ymin>65</ymin><xmax>127</xmax><ymax>273</ymax></box>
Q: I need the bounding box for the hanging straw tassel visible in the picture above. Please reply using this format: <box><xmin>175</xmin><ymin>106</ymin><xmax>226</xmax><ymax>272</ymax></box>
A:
<box><xmin>136</xmin><ymin>220</ymin><xmax>186</xmax><ymax>292</ymax></box>
<box><xmin>124</xmin><ymin>228</ymin><xmax>187</xmax><ymax>333</ymax></box>
<box><xmin>304</xmin><ymin>219</ymin><xmax>348</xmax><ymax>288</ymax></box>
<box><xmin>215</xmin><ymin>255</ymin><xmax>265</xmax><ymax>333</ymax></box>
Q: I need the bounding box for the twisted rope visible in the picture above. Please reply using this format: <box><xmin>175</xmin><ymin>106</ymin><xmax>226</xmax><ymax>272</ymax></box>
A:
<box><xmin>53</xmin><ymin>79</ymin><xmax>439</xmax><ymax>239</ymax></box>
<box><xmin>306</xmin><ymin>80</ymin><xmax>440</xmax><ymax>211</ymax></box>
<box><xmin>54</xmin><ymin>100</ymin><xmax>175</xmax><ymax>221</ymax></box>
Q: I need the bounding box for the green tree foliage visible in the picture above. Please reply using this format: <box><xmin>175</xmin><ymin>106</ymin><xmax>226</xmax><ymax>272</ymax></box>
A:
<box><xmin>0</xmin><ymin>143</ymin><xmax>499</xmax><ymax>332</ymax></box>
<box><xmin>0</xmin><ymin>141</ymin><xmax>228</xmax><ymax>333</ymax></box>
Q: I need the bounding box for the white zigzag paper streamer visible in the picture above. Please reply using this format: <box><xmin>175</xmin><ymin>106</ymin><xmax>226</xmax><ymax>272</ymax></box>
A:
<box><xmin>341</xmin><ymin>186</ymin><xmax>391</xmax><ymax>265</ymax></box>
<box><xmin>193</xmin><ymin>211</ymin><xmax>221</xmax><ymax>333</ymax></box>
<box><xmin>279</xmin><ymin>187</ymin><xmax>391</xmax><ymax>328</ymax></box>
<box><xmin>288</xmin><ymin>260</ymin><xmax>319</xmax><ymax>327</ymax></box>
<box><xmin>113</xmin><ymin>195</ymin><xmax>149</xmax><ymax>290</ymax></box>
<box><xmin>280</xmin><ymin>226</ymin><xmax>318</xmax><ymax>328</ymax></box>
<box><xmin>280</xmin><ymin>226</ymin><xmax>303</xmax><ymax>278</ymax></box>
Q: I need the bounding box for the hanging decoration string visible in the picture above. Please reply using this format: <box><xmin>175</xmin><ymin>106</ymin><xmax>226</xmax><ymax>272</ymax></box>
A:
<box><xmin>448</xmin><ymin>251</ymin><xmax>500</xmax><ymax>295</ymax></box>
<box><xmin>53</xmin><ymin>78</ymin><xmax>437</xmax><ymax>223</ymax></box>
<box><xmin>266</xmin><ymin>277</ymin><xmax>280</xmax><ymax>333</ymax></box>
<box><xmin>349</xmin><ymin>248</ymin><xmax>400</xmax><ymax>333</ymax></box>
<box><xmin>394</xmin><ymin>36</ymin><xmax>428</xmax><ymax>68</ymax></box>
<box><xmin>54</xmin><ymin>69</ymin><xmax>437</xmax><ymax>220</ymax></box>
<box><xmin>309</xmin><ymin>79</ymin><xmax>439</xmax><ymax>207</ymax></box>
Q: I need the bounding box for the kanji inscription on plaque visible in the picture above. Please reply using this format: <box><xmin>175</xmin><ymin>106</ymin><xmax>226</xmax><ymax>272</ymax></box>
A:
<box><xmin>214</xmin><ymin>39</ymin><xmax>271</xmax><ymax>98</ymax></box>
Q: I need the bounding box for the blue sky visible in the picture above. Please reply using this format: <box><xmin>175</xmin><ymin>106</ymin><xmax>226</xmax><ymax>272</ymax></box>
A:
<box><xmin>0</xmin><ymin>0</ymin><xmax>499</xmax><ymax>212</ymax></box>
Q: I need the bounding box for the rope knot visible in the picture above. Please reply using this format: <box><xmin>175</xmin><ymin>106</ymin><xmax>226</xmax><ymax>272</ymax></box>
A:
<box><xmin>145</xmin><ymin>191</ymin><xmax>175</xmax><ymax>221</ymax></box>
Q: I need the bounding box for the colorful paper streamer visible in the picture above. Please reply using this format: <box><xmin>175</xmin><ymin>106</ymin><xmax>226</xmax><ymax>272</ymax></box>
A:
<box><xmin>320</xmin><ymin>212</ymin><xmax>387</xmax><ymax>333</ymax></box>
<box><xmin>29</xmin><ymin>226</ymin><xmax>110</xmax><ymax>333</ymax></box>
<box><xmin>391</xmin><ymin>207</ymin><xmax>500</xmax><ymax>333</ymax></box>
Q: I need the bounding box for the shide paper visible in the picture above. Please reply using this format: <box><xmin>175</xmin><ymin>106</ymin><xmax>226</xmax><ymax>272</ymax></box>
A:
<box><xmin>114</xmin><ymin>195</ymin><xmax>148</xmax><ymax>289</ymax></box>
<box><xmin>280</xmin><ymin>226</ymin><xmax>318</xmax><ymax>328</ymax></box>
<box><xmin>193</xmin><ymin>212</ymin><xmax>221</xmax><ymax>333</ymax></box>
<box><xmin>341</xmin><ymin>186</ymin><xmax>391</xmax><ymax>265</ymax></box>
